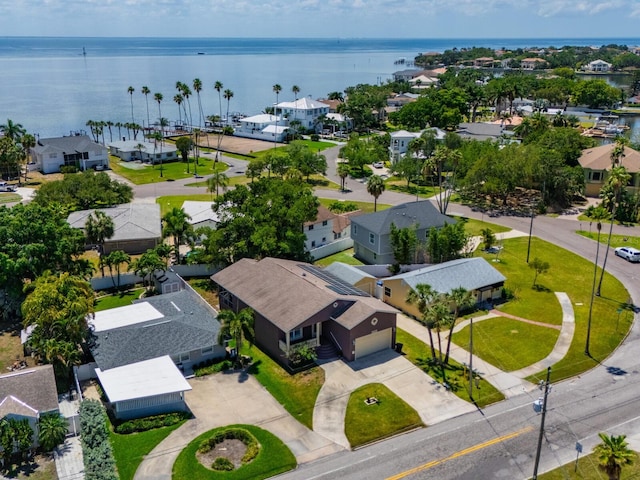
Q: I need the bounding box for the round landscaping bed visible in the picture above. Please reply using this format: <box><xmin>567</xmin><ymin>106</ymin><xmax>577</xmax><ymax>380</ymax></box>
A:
<box><xmin>172</xmin><ymin>424</ymin><xmax>296</xmax><ymax>479</ymax></box>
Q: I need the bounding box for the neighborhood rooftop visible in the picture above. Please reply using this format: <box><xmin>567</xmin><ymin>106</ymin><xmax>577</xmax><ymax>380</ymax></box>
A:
<box><xmin>0</xmin><ymin>365</ymin><xmax>59</xmax><ymax>415</ymax></box>
<box><xmin>350</xmin><ymin>201</ymin><xmax>453</xmax><ymax>235</ymax></box>
<box><xmin>67</xmin><ymin>203</ymin><xmax>162</xmax><ymax>241</ymax></box>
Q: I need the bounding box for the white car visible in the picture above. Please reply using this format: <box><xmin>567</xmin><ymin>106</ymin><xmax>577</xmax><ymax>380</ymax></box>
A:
<box><xmin>614</xmin><ymin>246</ymin><xmax>640</xmax><ymax>263</ymax></box>
<box><xmin>373</xmin><ymin>162</ymin><xmax>384</xmax><ymax>168</ymax></box>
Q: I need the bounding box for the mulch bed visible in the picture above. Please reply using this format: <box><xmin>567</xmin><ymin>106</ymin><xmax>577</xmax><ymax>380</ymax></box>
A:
<box><xmin>196</xmin><ymin>439</ymin><xmax>247</xmax><ymax>470</ymax></box>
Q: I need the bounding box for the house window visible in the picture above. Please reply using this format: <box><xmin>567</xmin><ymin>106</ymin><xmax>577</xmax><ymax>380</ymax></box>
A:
<box><xmin>176</xmin><ymin>352</ymin><xmax>190</xmax><ymax>363</ymax></box>
<box><xmin>591</xmin><ymin>171</ymin><xmax>602</xmax><ymax>181</ymax></box>
<box><xmin>384</xmin><ymin>287</ymin><xmax>391</xmax><ymax>297</ymax></box>
<box><xmin>369</xmin><ymin>233</ymin><xmax>375</xmax><ymax>245</ymax></box>
<box><xmin>290</xmin><ymin>328</ymin><xmax>303</xmax><ymax>342</ymax></box>
<box><xmin>201</xmin><ymin>346</ymin><xmax>213</xmax><ymax>355</ymax></box>
<box><xmin>353</xmin><ymin>225</ymin><xmax>358</xmax><ymax>234</ymax></box>
<box><xmin>311</xmin><ymin>240</ymin><xmax>316</xmax><ymax>248</ymax></box>
<box><xmin>322</xmin><ymin>220</ymin><xmax>328</xmax><ymax>226</ymax></box>
<box><xmin>308</xmin><ymin>224</ymin><xmax>314</xmax><ymax>231</ymax></box>
<box><xmin>322</xmin><ymin>237</ymin><xmax>326</xmax><ymax>243</ymax></box>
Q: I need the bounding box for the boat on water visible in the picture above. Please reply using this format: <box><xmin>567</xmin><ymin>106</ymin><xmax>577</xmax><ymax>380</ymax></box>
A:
<box><xmin>582</xmin><ymin>116</ymin><xmax>629</xmax><ymax>137</ymax></box>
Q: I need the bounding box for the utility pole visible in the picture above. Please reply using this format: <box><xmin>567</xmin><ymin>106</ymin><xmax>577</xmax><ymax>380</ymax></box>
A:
<box><xmin>469</xmin><ymin>318</ymin><xmax>473</xmax><ymax>401</ymax></box>
<box><xmin>532</xmin><ymin>366</ymin><xmax>552</xmax><ymax>480</ymax></box>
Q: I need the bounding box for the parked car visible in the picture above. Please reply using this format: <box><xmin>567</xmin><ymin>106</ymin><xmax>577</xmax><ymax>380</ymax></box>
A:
<box><xmin>614</xmin><ymin>246</ymin><xmax>640</xmax><ymax>263</ymax></box>
<box><xmin>0</xmin><ymin>181</ymin><xmax>16</xmax><ymax>192</ymax></box>
<box><xmin>373</xmin><ymin>162</ymin><xmax>384</xmax><ymax>168</ymax></box>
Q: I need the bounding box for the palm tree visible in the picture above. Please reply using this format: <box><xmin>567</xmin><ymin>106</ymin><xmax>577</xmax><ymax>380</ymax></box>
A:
<box><xmin>366</xmin><ymin>175</ymin><xmax>385</xmax><ymax>212</ymax></box>
<box><xmin>217</xmin><ymin>307</ymin><xmax>255</xmax><ymax>361</ymax></box>
<box><xmin>84</xmin><ymin>211</ymin><xmax>115</xmax><ymax>274</ymax></box>
<box><xmin>115</xmin><ymin>121</ymin><xmax>123</xmax><ymax>141</ymax></box>
<box><xmin>38</xmin><ymin>412</ymin><xmax>68</xmax><ymax>452</ymax></box>
<box><xmin>193</xmin><ymin>78</ymin><xmax>204</xmax><ymax>128</ymax></box>
<box><xmin>406</xmin><ymin>283</ymin><xmax>439</xmax><ymax>359</ymax></box>
<box><xmin>0</xmin><ymin>119</ymin><xmax>25</xmax><ymax>141</ymax></box>
<box><xmin>150</xmin><ymin>131</ymin><xmax>164</xmax><ymax>177</ymax></box>
<box><xmin>180</xmin><ymin>83</ymin><xmax>193</xmax><ymax>127</ymax></box>
<box><xmin>337</xmin><ymin>161</ymin><xmax>350</xmax><ymax>192</ymax></box>
<box><xmin>135</xmin><ymin>142</ymin><xmax>146</xmax><ymax>161</ymax></box>
<box><xmin>597</xmin><ymin>165</ymin><xmax>631</xmax><ymax>296</ymax></box>
<box><xmin>141</xmin><ymin>86</ymin><xmax>151</xmax><ymax>129</ymax></box>
<box><xmin>273</xmin><ymin>83</ymin><xmax>282</xmax><ymax>149</ymax></box>
<box><xmin>207</xmin><ymin>170</ymin><xmax>229</xmax><ymax>199</ymax></box>
<box><xmin>104</xmin><ymin>250</ymin><xmax>131</xmax><ymax>290</ymax></box>
<box><xmin>105</xmin><ymin>120</ymin><xmax>114</xmax><ymax>142</ymax></box>
<box><xmin>585</xmin><ymin>205</ymin><xmax>609</xmax><ymax>355</ymax></box>
<box><xmin>443</xmin><ymin>287</ymin><xmax>474</xmax><ymax>364</ymax></box>
<box><xmin>292</xmin><ymin>84</ymin><xmax>300</xmax><ymax>123</ymax></box>
<box><xmin>20</xmin><ymin>133</ymin><xmax>35</xmax><ymax>185</ymax></box>
<box><xmin>127</xmin><ymin>86</ymin><xmax>135</xmax><ymax>122</ymax></box>
<box><xmin>162</xmin><ymin>207</ymin><xmax>194</xmax><ymax>259</ymax></box>
<box><xmin>154</xmin><ymin>92</ymin><xmax>163</xmax><ymax>131</ymax></box>
<box><xmin>173</xmin><ymin>93</ymin><xmax>183</xmax><ymax>126</ymax></box>
<box><xmin>424</xmin><ymin>300</ymin><xmax>452</xmax><ymax>376</ymax></box>
<box><xmin>214</xmin><ymin>81</ymin><xmax>224</xmax><ymax>161</ymax></box>
<box><xmin>223</xmin><ymin>89</ymin><xmax>234</xmax><ymax>129</ymax></box>
<box><xmin>129</xmin><ymin>249</ymin><xmax>166</xmax><ymax>291</ymax></box>
<box><xmin>176</xmin><ymin>136</ymin><xmax>193</xmax><ymax>173</ymax></box>
<box><xmin>594</xmin><ymin>432</ymin><xmax>634</xmax><ymax>480</ymax></box>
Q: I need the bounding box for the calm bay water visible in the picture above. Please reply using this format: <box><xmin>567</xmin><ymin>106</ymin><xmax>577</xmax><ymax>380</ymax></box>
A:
<box><xmin>2</xmin><ymin>36</ymin><xmax>640</xmax><ymax>138</ymax></box>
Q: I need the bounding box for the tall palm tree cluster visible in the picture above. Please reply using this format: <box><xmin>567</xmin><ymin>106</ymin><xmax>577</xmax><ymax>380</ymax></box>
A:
<box><xmin>0</xmin><ymin>118</ymin><xmax>34</xmax><ymax>184</ymax></box>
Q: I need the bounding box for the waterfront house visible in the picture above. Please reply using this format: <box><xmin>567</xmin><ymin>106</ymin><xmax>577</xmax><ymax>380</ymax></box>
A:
<box><xmin>389</xmin><ymin>128</ymin><xmax>446</xmax><ymax>163</ymax></box>
<box><xmin>31</xmin><ymin>135</ymin><xmax>108</xmax><ymax>173</ymax></box>
<box><xmin>276</xmin><ymin>97</ymin><xmax>330</xmax><ymax>131</ymax></box>
<box><xmin>585</xmin><ymin>59</ymin><xmax>612</xmax><ymax>72</ymax></box>
<box><xmin>520</xmin><ymin>58</ymin><xmax>547</xmax><ymax>70</ymax></box>
<box><xmin>234</xmin><ymin>113</ymin><xmax>288</xmax><ymax>142</ymax></box>
<box><xmin>108</xmin><ymin>139</ymin><xmax>178</xmax><ymax>164</ymax></box>
<box><xmin>578</xmin><ymin>143</ymin><xmax>640</xmax><ymax>197</ymax></box>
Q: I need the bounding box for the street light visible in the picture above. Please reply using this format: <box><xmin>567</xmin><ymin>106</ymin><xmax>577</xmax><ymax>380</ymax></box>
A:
<box><xmin>532</xmin><ymin>367</ymin><xmax>552</xmax><ymax>480</ymax></box>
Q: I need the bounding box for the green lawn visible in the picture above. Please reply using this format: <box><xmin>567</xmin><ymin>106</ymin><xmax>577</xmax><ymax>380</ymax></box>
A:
<box><xmin>344</xmin><ymin>383</ymin><xmax>423</xmax><ymax>448</ymax></box>
<box><xmin>314</xmin><ymin>248</ymin><xmax>364</xmax><ymax>267</ymax></box>
<box><xmin>95</xmin><ymin>288</ymin><xmax>144</xmax><ymax>311</ymax></box>
<box><xmin>243</xmin><ymin>345</ymin><xmax>324</xmax><ymax>430</ymax></box>
<box><xmin>110</xmin><ymin>422</ymin><xmax>185</xmax><ymax>480</ymax></box>
<box><xmin>185</xmin><ymin>175</ymin><xmax>249</xmax><ymax>188</ymax></box>
<box><xmin>317</xmin><ymin>197</ymin><xmax>391</xmax><ymax>214</ymax></box>
<box><xmin>172</xmin><ymin>424</ymin><xmax>296</xmax><ymax>480</ymax></box>
<box><xmin>109</xmin><ymin>156</ymin><xmax>227</xmax><ymax>185</ymax></box>
<box><xmin>156</xmin><ymin>194</ymin><xmax>213</xmax><ymax>216</ymax></box>
<box><xmin>386</xmin><ymin>179</ymin><xmax>439</xmax><ymax>199</ymax></box>
<box><xmin>396</xmin><ymin>329</ymin><xmax>505</xmax><ymax>408</ymax></box>
<box><xmin>476</xmin><ymin>237</ymin><xmax>632</xmax><ymax>383</ymax></box>
<box><xmin>453</xmin><ymin>216</ymin><xmax>511</xmax><ymax>236</ymax></box>
<box><xmin>0</xmin><ymin>193</ymin><xmax>21</xmax><ymax>204</ymax></box>
<box><xmin>576</xmin><ymin>230</ymin><xmax>640</xmax><ymax>249</ymax></box>
<box><xmin>451</xmin><ymin>318</ymin><xmax>559</xmax><ymax>372</ymax></box>
<box><xmin>538</xmin><ymin>451</ymin><xmax>639</xmax><ymax>479</ymax></box>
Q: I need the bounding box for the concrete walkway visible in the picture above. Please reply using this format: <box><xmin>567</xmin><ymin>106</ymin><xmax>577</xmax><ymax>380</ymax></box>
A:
<box><xmin>313</xmin><ymin>350</ymin><xmax>476</xmax><ymax>449</ymax></box>
<box><xmin>54</xmin><ymin>437</ymin><xmax>85</xmax><ymax>480</ymax></box>
<box><xmin>134</xmin><ymin>372</ymin><xmax>343</xmax><ymax>480</ymax></box>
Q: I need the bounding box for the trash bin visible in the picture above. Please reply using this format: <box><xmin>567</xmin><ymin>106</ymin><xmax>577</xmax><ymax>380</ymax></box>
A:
<box><xmin>395</xmin><ymin>342</ymin><xmax>403</xmax><ymax>353</ymax></box>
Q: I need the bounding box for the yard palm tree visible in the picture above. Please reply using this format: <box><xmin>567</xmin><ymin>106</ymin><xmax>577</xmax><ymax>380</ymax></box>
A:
<box><xmin>337</xmin><ymin>161</ymin><xmax>350</xmax><ymax>192</ymax></box>
<box><xmin>594</xmin><ymin>432</ymin><xmax>634</xmax><ymax>480</ymax></box>
<box><xmin>38</xmin><ymin>412</ymin><xmax>68</xmax><ymax>452</ymax></box>
<box><xmin>366</xmin><ymin>175</ymin><xmax>385</xmax><ymax>212</ymax></box>
<box><xmin>20</xmin><ymin>133</ymin><xmax>35</xmax><ymax>185</ymax></box>
<box><xmin>150</xmin><ymin>131</ymin><xmax>164</xmax><ymax>177</ymax></box>
<box><xmin>223</xmin><ymin>89</ymin><xmax>234</xmax><ymax>130</ymax></box>
<box><xmin>0</xmin><ymin>118</ymin><xmax>26</xmax><ymax>141</ymax></box>
<box><xmin>585</xmin><ymin>205</ymin><xmax>609</xmax><ymax>356</ymax></box>
<box><xmin>596</xmin><ymin>165</ymin><xmax>631</xmax><ymax>296</ymax></box>
<box><xmin>173</xmin><ymin>93</ymin><xmax>183</xmax><ymax>126</ymax></box>
<box><xmin>207</xmin><ymin>170</ymin><xmax>229</xmax><ymax>199</ymax></box>
<box><xmin>162</xmin><ymin>207</ymin><xmax>194</xmax><ymax>259</ymax></box>
<box><xmin>214</xmin><ymin>81</ymin><xmax>224</xmax><ymax>161</ymax></box>
<box><xmin>127</xmin><ymin>86</ymin><xmax>135</xmax><ymax>122</ymax></box>
<box><xmin>193</xmin><ymin>78</ymin><xmax>204</xmax><ymax>128</ymax></box>
<box><xmin>273</xmin><ymin>84</ymin><xmax>282</xmax><ymax>149</ymax></box>
<box><xmin>175</xmin><ymin>135</ymin><xmax>193</xmax><ymax>173</ymax></box>
<box><xmin>84</xmin><ymin>210</ymin><xmax>115</xmax><ymax>276</ymax></box>
<box><xmin>292</xmin><ymin>84</ymin><xmax>300</xmax><ymax>123</ymax></box>
<box><xmin>180</xmin><ymin>83</ymin><xmax>193</xmax><ymax>127</ymax></box>
<box><xmin>105</xmin><ymin>120</ymin><xmax>114</xmax><ymax>142</ymax></box>
<box><xmin>443</xmin><ymin>287</ymin><xmax>474</xmax><ymax>364</ymax></box>
<box><xmin>154</xmin><ymin>92</ymin><xmax>163</xmax><ymax>131</ymax></box>
<box><xmin>217</xmin><ymin>307</ymin><xmax>255</xmax><ymax>362</ymax></box>
<box><xmin>104</xmin><ymin>250</ymin><xmax>130</xmax><ymax>290</ymax></box>
<box><xmin>135</xmin><ymin>142</ymin><xmax>146</xmax><ymax>161</ymax></box>
<box><xmin>141</xmin><ymin>85</ymin><xmax>151</xmax><ymax>128</ymax></box>
<box><xmin>129</xmin><ymin>249</ymin><xmax>166</xmax><ymax>291</ymax></box>
<box><xmin>406</xmin><ymin>283</ymin><xmax>439</xmax><ymax>359</ymax></box>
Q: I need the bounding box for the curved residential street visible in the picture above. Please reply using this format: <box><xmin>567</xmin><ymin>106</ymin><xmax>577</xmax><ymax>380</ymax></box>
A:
<box><xmin>107</xmin><ymin>147</ymin><xmax>640</xmax><ymax>479</ymax></box>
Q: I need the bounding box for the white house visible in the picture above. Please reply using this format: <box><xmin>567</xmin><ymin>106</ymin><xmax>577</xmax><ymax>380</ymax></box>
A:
<box><xmin>389</xmin><ymin>128</ymin><xmax>446</xmax><ymax>163</ymax></box>
<box><xmin>585</xmin><ymin>59</ymin><xmax>612</xmax><ymax>72</ymax></box>
<box><xmin>277</xmin><ymin>97</ymin><xmax>330</xmax><ymax>131</ymax></box>
<box><xmin>31</xmin><ymin>135</ymin><xmax>108</xmax><ymax>173</ymax></box>
<box><xmin>234</xmin><ymin>114</ymin><xmax>288</xmax><ymax>142</ymax></box>
<box><xmin>108</xmin><ymin>140</ymin><xmax>178</xmax><ymax>164</ymax></box>
<box><xmin>409</xmin><ymin>75</ymin><xmax>438</xmax><ymax>89</ymax></box>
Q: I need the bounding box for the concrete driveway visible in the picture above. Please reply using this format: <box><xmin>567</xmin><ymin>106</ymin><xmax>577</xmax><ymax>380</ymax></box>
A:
<box><xmin>134</xmin><ymin>371</ymin><xmax>342</xmax><ymax>480</ymax></box>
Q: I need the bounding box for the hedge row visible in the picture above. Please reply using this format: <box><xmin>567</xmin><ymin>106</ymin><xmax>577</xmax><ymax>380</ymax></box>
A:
<box><xmin>79</xmin><ymin>400</ymin><xmax>118</xmax><ymax>480</ymax></box>
<box><xmin>198</xmin><ymin>428</ymin><xmax>260</xmax><ymax>464</ymax></box>
<box><xmin>194</xmin><ymin>358</ymin><xmax>233</xmax><ymax>377</ymax></box>
<box><xmin>114</xmin><ymin>411</ymin><xmax>191</xmax><ymax>434</ymax></box>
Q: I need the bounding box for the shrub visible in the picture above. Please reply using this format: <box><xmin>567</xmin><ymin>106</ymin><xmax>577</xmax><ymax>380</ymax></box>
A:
<box><xmin>212</xmin><ymin>457</ymin><xmax>234</xmax><ymax>471</ymax></box>
<box><xmin>194</xmin><ymin>358</ymin><xmax>233</xmax><ymax>377</ymax></box>
<box><xmin>198</xmin><ymin>428</ymin><xmax>260</xmax><ymax>465</ymax></box>
<box><xmin>60</xmin><ymin>165</ymin><xmax>77</xmax><ymax>174</ymax></box>
<box><xmin>328</xmin><ymin>201</ymin><xmax>358</xmax><ymax>213</ymax></box>
<box><xmin>79</xmin><ymin>400</ymin><xmax>118</xmax><ymax>480</ymax></box>
<box><xmin>310</xmin><ymin>134</ymin><xmax>320</xmax><ymax>142</ymax></box>
<box><xmin>287</xmin><ymin>344</ymin><xmax>318</xmax><ymax>368</ymax></box>
<box><xmin>114</xmin><ymin>411</ymin><xmax>190</xmax><ymax>434</ymax></box>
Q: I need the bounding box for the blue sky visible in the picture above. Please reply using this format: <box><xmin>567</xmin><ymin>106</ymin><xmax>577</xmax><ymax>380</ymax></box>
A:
<box><xmin>2</xmin><ymin>0</ymin><xmax>640</xmax><ymax>38</ymax></box>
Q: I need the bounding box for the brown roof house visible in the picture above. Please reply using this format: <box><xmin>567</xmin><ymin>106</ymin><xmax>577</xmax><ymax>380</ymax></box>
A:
<box><xmin>578</xmin><ymin>144</ymin><xmax>640</xmax><ymax>197</ymax></box>
<box><xmin>212</xmin><ymin>257</ymin><xmax>399</xmax><ymax>367</ymax></box>
<box><xmin>304</xmin><ymin>205</ymin><xmax>358</xmax><ymax>260</ymax></box>
<box><xmin>0</xmin><ymin>365</ymin><xmax>60</xmax><ymax>450</ymax></box>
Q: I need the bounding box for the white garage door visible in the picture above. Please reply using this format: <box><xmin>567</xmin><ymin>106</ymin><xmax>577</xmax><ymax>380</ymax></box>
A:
<box><xmin>354</xmin><ymin>328</ymin><xmax>392</xmax><ymax>360</ymax></box>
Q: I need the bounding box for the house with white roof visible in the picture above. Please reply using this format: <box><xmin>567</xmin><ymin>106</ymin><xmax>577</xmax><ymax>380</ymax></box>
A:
<box><xmin>181</xmin><ymin>201</ymin><xmax>220</xmax><ymax>230</ymax></box>
<box><xmin>277</xmin><ymin>97</ymin><xmax>330</xmax><ymax>131</ymax></box>
<box><xmin>108</xmin><ymin>139</ymin><xmax>178</xmax><ymax>164</ymax></box>
<box><xmin>585</xmin><ymin>59</ymin><xmax>612</xmax><ymax>72</ymax></box>
<box><xmin>409</xmin><ymin>75</ymin><xmax>438</xmax><ymax>89</ymax></box>
<box><xmin>31</xmin><ymin>135</ymin><xmax>108</xmax><ymax>173</ymax></box>
<box><xmin>389</xmin><ymin>128</ymin><xmax>446</xmax><ymax>162</ymax></box>
<box><xmin>234</xmin><ymin>113</ymin><xmax>288</xmax><ymax>142</ymax></box>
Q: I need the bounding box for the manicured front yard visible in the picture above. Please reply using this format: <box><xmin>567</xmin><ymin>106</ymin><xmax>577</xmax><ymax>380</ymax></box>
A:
<box><xmin>476</xmin><ymin>237</ymin><xmax>631</xmax><ymax>383</ymax></box>
<box><xmin>172</xmin><ymin>424</ymin><xmax>296</xmax><ymax>480</ymax></box>
<box><xmin>110</xmin><ymin>422</ymin><xmax>185</xmax><ymax>480</ymax></box>
<box><xmin>317</xmin><ymin>197</ymin><xmax>391</xmax><ymax>214</ymax></box>
<box><xmin>109</xmin><ymin>156</ymin><xmax>227</xmax><ymax>185</ymax></box>
<box><xmin>576</xmin><ymin>230</ymin><xmax>640</xmax><ymax>249</ymax></box>
<box><xmin>0</xmin><ymin>193</ymin><xmax>21</xmax><ymax>204</ymax></box>
<box><xmin>314</xmin><ymin>248</ymin><xmax>364</xmax><ymax>267</ymax></box>
<box><xmin>242</xmin><ymin>345</ymin><xmax>324</xmax><ymax>430</ymax></box>
<box><xmin>345</xmin><ymin>383</ymin><xmax>423</xmax><ymax>448</ymax></box>
<box><xmin>156</xmin><ymin>194</ymin><xmax>213</xmax><ymax>216</ymax></box>
<box><xmin>538</xmin><ymin>451</ymin><xmax>639</xmax><ymax>479</ymax></box>
<box><xmin>451</xmin><ymin>317</ymin><xmax>559</xmax><ymax>372</ymax></box>
<box><xmin>396</xmin><ymin>329</ymin><xmax>504</xmax><ymax>408</ymax></box>
<box><xmin>452</xmin><ymin>216</ymin><xmax>511</xmax><ymax>236</ymax></box>
<box><xmin>95</xmin><ymin>288</ymin><xmax>144</xmax><ymax>311</ymax></box>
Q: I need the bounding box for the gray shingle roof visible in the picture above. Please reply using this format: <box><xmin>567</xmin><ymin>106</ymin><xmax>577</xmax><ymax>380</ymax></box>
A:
<box><xmin>350</xmin><ymin>201</ymin><xmax>453</xmax><ymax>235</ymax></box>
<box><xmin>325</xmin><ymin>262</ymin><xmax>376</xmax><ymax>285</ymax></box>
<box><xmin>33</xmin><ymin>135</ymin><xmax>102</xmax><ymax>154</ymax></box>
<box><xmin>386</xmin><ymin>257</ymin><xmax>506</xmax><ymax>294</ymax></box>
<box><xmin>90</xmin><ymin>289</ymin><xmax>220</xmax><ymax>370</ymax></box>
<box><xmin>67</xmin><ymin>203</ymin><xmax>161</xmax><ymax>242</ymax></box>
<box><xmin>0</xmin><ymin>365</ymin><xmax>58</xmax><ymax>415</ymax></box>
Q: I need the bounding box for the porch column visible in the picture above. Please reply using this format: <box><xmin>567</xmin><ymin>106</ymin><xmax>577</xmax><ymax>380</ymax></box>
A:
<box><xmin>316</xmin><ymin>322</ymin><xmax>322</xmax><ymax>346</ymax></box>
<box><xmin>286</xmin><ymin>331</ymin><xmax>290</xmax><ymax>353</ymax></box>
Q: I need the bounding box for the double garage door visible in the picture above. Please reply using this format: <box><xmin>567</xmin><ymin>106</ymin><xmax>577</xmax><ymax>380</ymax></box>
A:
<box><xmin>354</xmin><ymin>328</ymin><xmax>392</xmax><ymax>360</ymax></box>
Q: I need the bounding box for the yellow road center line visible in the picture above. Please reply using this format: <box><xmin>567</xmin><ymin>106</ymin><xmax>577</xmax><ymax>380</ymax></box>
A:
<box><xmin>386</xmin><ymin>425</ymin><xmax>535</xmax><ymax>480</ymax></box>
